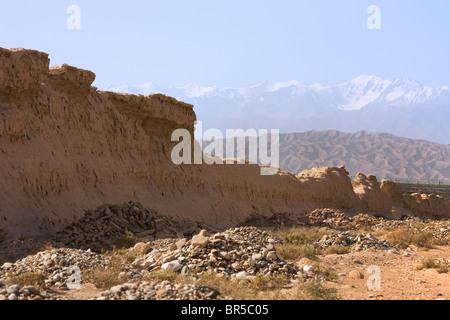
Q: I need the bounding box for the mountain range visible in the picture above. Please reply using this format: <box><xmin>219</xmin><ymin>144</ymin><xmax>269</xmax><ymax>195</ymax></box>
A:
<box><xmin>200</xmin><ymin>130</ymin><xmax>450</xmax><ymax>180</ymax></box>
<box><xmin>104</xmin><ymin>75</ymin><xmax>450</xmax><ymax>144</ymax></box>
<box><xmin>276</xmin><ymin>130</ymin><xmax>450</xmax><ymax>180</ymax></box>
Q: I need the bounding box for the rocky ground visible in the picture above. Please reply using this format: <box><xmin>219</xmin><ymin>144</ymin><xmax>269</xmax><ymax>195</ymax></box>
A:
<box><xmin>0</xmin><ymin>205</ymin><xmax>449</xmax><ymax>300</ymax></box>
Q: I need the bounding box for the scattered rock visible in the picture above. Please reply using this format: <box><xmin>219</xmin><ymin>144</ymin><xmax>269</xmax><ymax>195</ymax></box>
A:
<box><xmin>348</xmin><ymin>270</ymin><xmax>364</xmax><ymax>279</ymax></box>
<box><xmin>8</xmin><ymin>293</ymin><xmax>18</xmax><ymax>300</ymax></box>
<box><xmin>191</xmin><ymin>230</ymin><xmax>210</xmax><ymax>248</ymax></box>
<box><xmin>1</xmin><ymin>263</ymin><xmax>12</xmax><ymax>270</ymax></box>
<box><xmin>53</xmin><ymin>202</ymin><xmax>211</xmax><ymax>250</ymax></box>
<box><xmin>128</xmin><ymin>227</ymin><xmax>306</xmax><ymax>283</ymax></box>
<box><xmin>133</xmin><ymin>242</ymin><xmax>151</xmax><ymax>255</ymax></box>
<box><xmin>303</xmin><ymin>265</ymin><xmax>314</xmax><ymax>273</ymax></box>
<box><xmin>162</xmin><ymin>261</ymin><xmax>182</xmax><ymax>272</ymax></box>
<box><xmin>22</xmin><ymin>285</ymin><xmax>40</xmax><ymax>296</ymax></box>
<box><xmin>175</xmin><ymin>239</ymin><xmax>187</xmax><ymax>249</ymax></box>
<box><xmin>235</xmin><ymin>271</ymin><xmax>249</xmax><ymax>279</ymax></box>
<box><xmin>0</xmin><ymin>248</ymin><xmax>108</xmax><ymax>291</ymax></box>
<box><xmin>266</xmin><ymin>252</ymin><xmax>277</xmax><ymax>261</ymax></box>
<box><xmin>314</xmin><ymin>230</ymin><xmax>394</xmax><ymax>252</ymax></box>
<box><xmin>98</xmin><ymin>280</ymin><xmax>231</xmax><ymax>300</ymax></box>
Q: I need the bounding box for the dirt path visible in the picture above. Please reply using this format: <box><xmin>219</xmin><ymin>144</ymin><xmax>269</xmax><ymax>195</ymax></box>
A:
<box><xmin>317</xmin><ymin>246</ymin><xmax>450</xmax><ymax>300</ymax></box>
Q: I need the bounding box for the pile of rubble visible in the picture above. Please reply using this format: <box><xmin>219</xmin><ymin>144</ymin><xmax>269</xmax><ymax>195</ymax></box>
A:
<box><xmin>3</xmin><ymin>204</ymin><xmax>448</xmax><ymax>301</ymax></box>
<box><xmin>314</xmin><ymin>231</ymin><xmax>394</xmax><ymax>252</ymax></box>
<box><xmin>54</xmin><ymin>202</ymin><xmax>210</xmax><ymax>249</ymax></box>
<box><xmin>308</xmin><ymin>208</ymin><xmax>450</xmax><ymax>246</ymax></box>
<box><xmin>0</xmin><ymin>248</ymin><xmax>108</xmax><ymax>290</ymax></box>
<box><xmin>307</xmin><ymin>208</ymin><xmax>386</xmax><ymax>230</ymax></box>
<box><xmin>122</xmin><ymin>226</ymin><xmax>339</xmax><ymax>284</ymax></box>
<box><xmin>97</xmin><ymin>280</ymin><xmax>232</xmax><ymax>301</ymax></box>
<box><xmin>372</xmin><ymin>218</ymin><xmax>450</xmax><ymax>244</ymax></box>
<box><xmin>308</xmin><ymin>209</ymin><xmax>353</xmax><ymax>228</ymax></box>
<box><xmin>240</xmin><ymin>212</ymin><xmax>309</xmax><ymax>229</ymax></box>
<box><xmin>0</xmin><ymin>283</ymin><xmax>52</xmax><ymax>300</ymax></box>
<box><xmin>129</xmin><ymin>227</ymin><xmax>301</xmax><ymax>280</ymax></box>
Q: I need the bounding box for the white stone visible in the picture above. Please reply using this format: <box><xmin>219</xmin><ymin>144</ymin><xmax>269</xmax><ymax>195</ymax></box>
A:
<box><xmin>235</xmin><ymin>271</ymin><xmax>249</xmax><ymax>279</ymax></box>
<box><xmin>303</xmin><ymin>265</ymin><xmax>314</xmax><ymax>272</ymax></box>
<box><xmin>191</xmin><ymin>235</ymin><xmax>209</xmax><ymax>248</ymax></box>
<box><xmin>1</xmin><ymin>263</ymin><xmax>12</xmax><ymax>270</ymax></box>
<box><xmin>252</xmin><ymin>253</ymin><xmax>262</xmax><ymax>260</ymax></box>
<box><xmin>175</xmin><ymin>238</ymin><xmax>187</xmax><ymax>249</ymax></box>
<box><xmin>162</xmin><ymin>260</ymin><xmax>182</xmax><ymax>272</ymax></box>
<box><xmin>266</xmin><ymin>252</ymin><xmax>277</xmax><ymax>260</ymax></box>
<box><xmin>8</xmin><ymin>293</ymin><xmax>18</xmax><ymax>300</ymax></box>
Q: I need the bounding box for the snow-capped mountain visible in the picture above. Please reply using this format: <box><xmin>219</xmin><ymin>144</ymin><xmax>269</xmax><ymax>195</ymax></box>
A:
<box><xmin>103</xmin><ymin>76</ymin><xmax>450</xmax><ymax>144</ymax></box>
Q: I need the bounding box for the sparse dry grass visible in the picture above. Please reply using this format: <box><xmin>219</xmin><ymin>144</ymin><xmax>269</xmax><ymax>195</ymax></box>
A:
<box><xmin>9</xmin><ymin>272</ymin><xmax>46</xmax><ymax>287</ymax></box>
<box><xmin>291</xmin><ymin>281</ymin><xmax>340</xmax><ymax>300</ymax></box>
<box><xmin>437</xmin><ymin>264</ymin><xmax>449</xmax><ymax>274</ymax></box>
<box><xmin>275</xmin><ymin>227</ymin><xmax>330</xmax><ymax>261</ymax></box>
<box><xmin>85</xmin><ymin>248</ymin><xmax>137</xmax><ymax>289</ymax></box>
<box><xmin>146</xmin><ymin>269</ymin><xmax>179</xmax><ymax>282</ymax></box>
<box><xmin>145</xmin><ymin>270</ymin><xmax>287</xmax><ymax>300</ymax></box>
<box><xmin>144</xmin><ymin>269</ymin><xmax>340</xmax><ymax>300</ymax></box>
<box><xmin>275</xmin><ymin>243</ymin><xmax>320</xmax><ymax>261</ymax></box>
<box><xmin>416</xmin><ymin>258</ymin><xmax>449</xmax><ymax>273</ymax></box>
<box><xmin>381</xmin><ymin>228</ymin><xmax>434</xmax><ymax>250</ymax></box>
<box><xmin>247</xmin><ymin>274</ymin><xmax>288</xmax><ymax>291</ymax></box>
<box><xmin>312</xmin><ymin>264</ymin><xmax>338</xmax><ymax>281</ymax></box>
<box><xmin>194</xmin><ymin>273</ymin><xmax>287</xmax><ymax>300</ymax></box>
<box><xmin>280</xmin><ymin>227</ymin><xmax>330</xmax><ymax>246</ymax></box>
<box><xmin>323</xmin><ymin>245</ymin><xmax>350</xmax><ymax>255</ymax></box>
<box><xmin>432</xmin><ymin>235</ymin><xmax>450</xmax><ymax>246</ymax></box>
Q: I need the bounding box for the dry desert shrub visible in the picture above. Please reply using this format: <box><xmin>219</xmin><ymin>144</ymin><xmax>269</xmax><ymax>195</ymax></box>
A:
<box><xmin>323</xmin><ymin>245</ymin><xmax>349</xmax><ymax>255</ymax></box>
<box><xmin>85</xmin><ymin>249</ymin><xmax>137</xmax><ymax>289</ymax></box>
<box><xmin>275</xmin><ymin>243</ymin><xmax>320</xmax><ymax>261</ymax></box>
<box><xmin>416</xmin><ymin>258</ymin><xmax>449</xmax><ymax>273</ymax></box>
<box><xmin>312</xmin><ymin>264</ymin><xmax>338</xmax><ymax>281</ymax></box>
<box><xmin>280</xmin><ymin>227</ymin><xmax>330</xmax><ymax>246</ymax></box>
<box><xmin>291</xmin><ymin>281</ymin><xmax>340</xmax><ymax>300</ymax></box>
<box><xmin>384</xmin><ymin>228</ymin><xmax>434</xmax><ymax>249</ymax></box>
<box><xmin>146</xmin><ymin>269</ymin><xmax>179</xmax><ymax>282</ymax></box>
<box><xmin>275</xmin><ymin>227</ymin><xmax>330</xmax><ymax>261</ymax></box>
<box><xmin>10</xmin><ymin>272</ymin><xmax>46</xmax><ymax>287</ymax></box>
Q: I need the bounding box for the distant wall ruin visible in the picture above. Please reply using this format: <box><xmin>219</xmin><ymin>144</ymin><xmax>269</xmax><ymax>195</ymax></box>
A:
<box><xmin>0</xmin><ymin>47</ymin><xmax>448</xmax><ymax>239</ymax></box>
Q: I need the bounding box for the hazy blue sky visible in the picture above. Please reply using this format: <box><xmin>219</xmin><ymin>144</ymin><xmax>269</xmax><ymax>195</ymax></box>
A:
<box><xmin>1</xmin><ymin>0</ymin><xmax>450</xmax><ymax>88</ymax></box>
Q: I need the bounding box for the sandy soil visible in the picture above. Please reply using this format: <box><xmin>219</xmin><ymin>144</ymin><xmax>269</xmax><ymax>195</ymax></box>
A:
<box><xmin>317</xmin><ymin>246</ymin><xmax>450</xmax><ymax>300</ymax></box>
<box><xmin>53</xmin><ymin>246</ymin><xmax>450</xmax><ymax>301</ymax></box>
